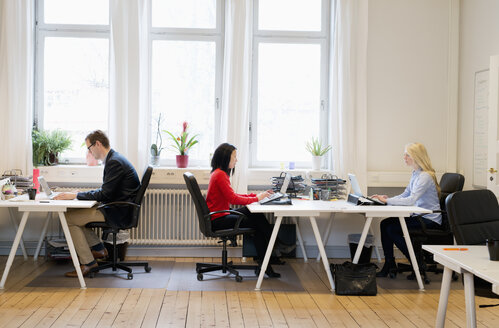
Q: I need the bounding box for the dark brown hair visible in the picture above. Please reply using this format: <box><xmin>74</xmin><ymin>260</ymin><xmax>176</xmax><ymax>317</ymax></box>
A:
<box><xmin>211</xmin><ymin>143</ymin><xmax>236</xmax><ymax>175</ymax></box>
<box><xmin>86</xmin><ymin>130</ymin><xmax>110</xmax><ymax>148</ymax></box>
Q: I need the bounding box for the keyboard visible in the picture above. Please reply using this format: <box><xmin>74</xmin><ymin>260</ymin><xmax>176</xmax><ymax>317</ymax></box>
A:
<box><xmin>259</xmin><ymin>192</ymin><xmax>285</xmax><ymax>205</ymax></box>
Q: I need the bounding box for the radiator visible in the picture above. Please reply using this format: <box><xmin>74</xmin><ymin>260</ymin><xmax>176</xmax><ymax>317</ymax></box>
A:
<box><xmin>133</xmin><ymin>189</ymin><xmax>219</xmax><ymax>246</ymax></box>
<box><xmin>135</xmin><ymin>189</ymin><xmax>280</xmax><ymax>246</ymax></box>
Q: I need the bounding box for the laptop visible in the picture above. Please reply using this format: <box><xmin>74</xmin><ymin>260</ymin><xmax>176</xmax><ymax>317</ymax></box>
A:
<box><xmin>259</xmin><ymin>173</ymin><xmax>291</xmax><ymax>205</ymax></box>
<box><xmin>37</xmin><ymin>176</ymin><xmax>60</xmax><ymax>199</ymax></box>
<box><xmin>348</xmin><ymin>173</ymin><xmax>386</xmax><ymax>206</ymax></box>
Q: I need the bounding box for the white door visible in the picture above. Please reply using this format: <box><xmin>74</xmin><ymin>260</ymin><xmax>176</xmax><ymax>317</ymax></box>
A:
<box><xmin>487</xmin><ymin>56</ymin><xmax>499</xmax><ymax>195</ymax></box>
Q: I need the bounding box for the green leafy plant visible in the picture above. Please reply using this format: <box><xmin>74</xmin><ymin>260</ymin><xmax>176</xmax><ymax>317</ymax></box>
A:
<box><xmin>164</xmin><ymin>121</ymin><xmax>199</xmax><ymax>155</ymax></box>
<box><xmin>305</xmin><ymin>137</ymin><xmax>332</xmax><ymax>156</ymax></box>
<box><xmin>32</xmin><ymin>129</ymin><xmax>72</xmax><ymax>166</ymax></box>
<box><xmin>151</xmin><ymin>113</ymin><xmax>166</xmax><ymax>157</ymax></box>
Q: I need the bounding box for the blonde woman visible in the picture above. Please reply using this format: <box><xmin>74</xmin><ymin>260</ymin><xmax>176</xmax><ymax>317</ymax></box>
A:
<box><xmin>371</xmin><ymin>143</ymin><xmax>441</xmax><ymax>278</ymax></box>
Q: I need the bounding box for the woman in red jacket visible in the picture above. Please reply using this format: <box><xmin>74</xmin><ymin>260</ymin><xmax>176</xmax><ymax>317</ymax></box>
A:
<box><xmin>206</xmin><ymin>143</ymin><xmax>294</xmax><ymax>278</ymax></box>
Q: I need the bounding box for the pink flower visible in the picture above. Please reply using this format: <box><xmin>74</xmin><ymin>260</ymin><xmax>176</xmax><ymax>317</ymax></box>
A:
<box><xmin>182</xmin><ymin>121</ymin><xmax>188</xmax><ymax>133</ymax></box>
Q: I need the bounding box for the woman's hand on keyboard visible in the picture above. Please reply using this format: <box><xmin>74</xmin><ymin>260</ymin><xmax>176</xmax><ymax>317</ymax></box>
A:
<box><xmin>257</xmin><ymin>189</ymin><xmax>274</xmax><ymax>201</ymax></box>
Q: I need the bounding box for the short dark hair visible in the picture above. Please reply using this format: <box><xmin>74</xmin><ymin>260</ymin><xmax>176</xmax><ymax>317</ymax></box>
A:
<box><xmin>211</xmin><ymin>143</ymin><xmax>236</xmax><ymax>175</ymax></box>
<box><xmin>86</xmin><ymin>130</ymin><xmax>110</xmax><ymax>148</ymax></box>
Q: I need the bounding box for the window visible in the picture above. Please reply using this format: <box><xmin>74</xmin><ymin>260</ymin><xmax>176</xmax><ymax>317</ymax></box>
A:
<box><xmin>250</xmin><ymin>0</ymin><xmax>330</xmax><ymax>168</ymax></box>
<box><xmin>35</xmin><ymin>0</ymin><xmax>110</xmax><ymax>162</ymax></box>
<box><xmin>150</xmin><ymin>0</ymin><xmax>224</xmax><ymax>166</ymax></box>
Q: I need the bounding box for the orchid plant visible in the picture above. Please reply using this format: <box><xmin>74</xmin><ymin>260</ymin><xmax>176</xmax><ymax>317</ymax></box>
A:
<box><xmin>164</xmin><ymin>121</ymin><xmax>199</xmax><ymax>155</ymax></box>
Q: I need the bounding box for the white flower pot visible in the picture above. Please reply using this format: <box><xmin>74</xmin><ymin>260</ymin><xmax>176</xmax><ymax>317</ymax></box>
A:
<box><xmin>312</xmin><ymin>156</ymin><xmax>322</xmax><ymax>170</ymax></box>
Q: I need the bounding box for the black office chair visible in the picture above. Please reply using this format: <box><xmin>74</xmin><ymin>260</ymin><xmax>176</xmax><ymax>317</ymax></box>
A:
<box><xmin>183</xmin><ymin>172</ymin><xmax>259</xmax><ymax>282</ymax></box>
<box><xmin>400</xmin><ymin>173</ymin><xmax>465</xmax><ymax>283</ymax></box>
<box><xmin>86</xmin><ymin>166</ymin><xmax>153</xmax><ymax>280</ymax></box>
<box><xmin>446</xmin><ymin>189</ymin><xmax>499</xmax><ymax>299</ymax></box>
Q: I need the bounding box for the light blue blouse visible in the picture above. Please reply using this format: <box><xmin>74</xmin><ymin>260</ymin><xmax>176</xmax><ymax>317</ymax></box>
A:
<box><xmin>386</xmin><ymin>169</ymin><xmax>442</xmax><ymax>224</ymax></box>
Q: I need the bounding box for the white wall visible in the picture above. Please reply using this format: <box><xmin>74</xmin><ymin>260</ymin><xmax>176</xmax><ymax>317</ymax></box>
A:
<box><xmin>367</xmin><ymin>0</ymin><xmax>458</xmax><ymax>186</ymax></box>
<box><xmin>458</xmin><ymin>0</ymin><xmax>499</xmax><ymax>189</ymax></box>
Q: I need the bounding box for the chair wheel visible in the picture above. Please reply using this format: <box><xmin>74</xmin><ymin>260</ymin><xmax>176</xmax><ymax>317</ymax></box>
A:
<box><xmin>235</xmin><ymin>275</ymin><xmax>243</xmax><ymax>282</ymax></box>
<box><xmin>145</xmin><ymin>266</ymin><xmax>151</xmax><ymax>273</ymax></box>
<box><xmin>127</xmin><ymin>273</ymin><xmax>133</xmax><ymax>280</ymax></box>
<box><xmin>389</xmin><ymin>272</ymin><xmax>397</xmax><ymax>279</ymax></box>
<box><xmin>197</xmin><ymin>273</ymin><xmax>203</xmax><ymax>281</ymax></box>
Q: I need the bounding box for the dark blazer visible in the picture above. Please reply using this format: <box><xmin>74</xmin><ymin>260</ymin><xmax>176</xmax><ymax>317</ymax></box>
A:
<box><xmin>77</xmin><ymin>149</ymin><xmax>140</xmax><ymax>228</ymax></box>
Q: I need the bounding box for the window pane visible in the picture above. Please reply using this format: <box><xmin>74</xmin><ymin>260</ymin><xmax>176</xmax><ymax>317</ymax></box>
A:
<box><xmin>43</xmin><ymin>37</ymin><xmax>109</xmax><ymax>159</ymax></box>
<box><xmin>258</xmin><ymin>0</ymin><xmax>321</xmax><ymax>31</ymax></box>
<box><xmin>44</xmin><ymin>0</ymin><xmax>109</xmax><ymax>25</ymax></box>
<box><xmin>152</xmin><ymin>40</ymin><xmax>216</xmax><ymax>162</ymax></box>
<box><xmin>257</xmin><ymin>43</ymin><xmax>321</xmax><ymax>162</ymax></box>
<box><xmin>152</xmin><ymin>0</ymin><xmax>216</xmax><ymax>29</ymax></box>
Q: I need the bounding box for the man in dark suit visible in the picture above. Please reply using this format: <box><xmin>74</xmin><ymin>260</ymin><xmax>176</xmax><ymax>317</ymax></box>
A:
<box><xmin>55</xmin><ymin>130</ymin><xmax>140</xmax><ymax>277</ymax></box>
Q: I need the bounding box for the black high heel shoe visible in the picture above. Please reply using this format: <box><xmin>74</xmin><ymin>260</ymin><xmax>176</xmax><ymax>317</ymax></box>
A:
<box><xmin>255</xmin><ymin>264</ymin><xmax>281</xmax><ymax>278</ymax></box>
<box><xmin>376</xmin><ymin>258</ymin><xmax>397</xmax><ymax>278</ymax></box>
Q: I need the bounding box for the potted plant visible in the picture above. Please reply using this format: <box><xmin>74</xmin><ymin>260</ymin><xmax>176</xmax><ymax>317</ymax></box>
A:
<box><xmin>32</xmin><ymin>129</ymin><xmax>72</xmax><ymax>166</ymax></box>
<box><xmin>165</xmin><ymin>121</ymin><xmax>199</xmax><ymax>168</ymax></box>
<box><xmin>306</xmin><ymin>137</ymin><xmax>332</xmax><ymax>170</ymax></box>
<box><xmin>150</xmin><ymin>113</ymin><xmax>166</xmax><ymax>166</ymax></box>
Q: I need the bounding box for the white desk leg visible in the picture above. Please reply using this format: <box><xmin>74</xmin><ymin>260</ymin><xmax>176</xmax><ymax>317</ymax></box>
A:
<box><xmin>435</xmin><ymin>266</ymin><xmax>453</xmax><ymax>328</ymax></box>
<box><xmin>369</xmin><ymin>227</ymin><xmax>382</xmax><ymax>263</ymax></box>
<box><xmin>309</xmin><ymin>216</ymin><xmax>335</xmax><ymax>291</ymax></box>
<box><xmin>255</xmin><ymin>216</ymin><xmax>283</xmax><ymax>291</ymax></box>
<box><xmin>353</xmin><ymin>217</ymin><xmax>372</xmax><ymax>264</ymax></box>
<box><xmin>398</xmin><ymin>216</ymin><xmax>424</xmax><ymax>291</ymax></box>
<box><xmin>8</xmin><ymin>208</ymin><xmax>28</xmax><ymax>260</ymax></box>
<box><xmin>316</xmin><ymin>213</ymin><xmax>334</xmax><ymax>261</ymax></box>
<box><xmin>34</xmin><ymin>213</ymin><xmax>51</xmax><ymax>261</ymax></box>
<box><xmin>293</xmin><ymin>217</ymin><xmax>308</xmax><ymax>262</ymax></box>
<box><xmin>463</xmin><ymin>271</ymin><xmax>476</xmax><ymax>328</ymax></box>
<box><xmin>0</xmin><ymin>211</ymin><xmax>29</xmax><ymax>289</ymax></box>
<box><xmin>57</xmin><ymin>212</ymin><xmax>86</xmax><ymax>289</ymax></box>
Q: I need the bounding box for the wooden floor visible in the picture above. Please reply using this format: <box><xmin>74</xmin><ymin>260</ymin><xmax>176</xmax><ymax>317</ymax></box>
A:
<box><xmin>0</xmin><ymin>256</ymin><xmax>498</xmax><ymax>327</ymax></box>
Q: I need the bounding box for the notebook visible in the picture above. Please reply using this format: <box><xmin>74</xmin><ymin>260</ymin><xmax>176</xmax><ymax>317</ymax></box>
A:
<box><xmin>348</xmin><ymin>173</ymin><xmax>386</xmax><ymax>206</ymax></box>
<box><xmin>259</xmin><ymin>173</ymin><xmax>291</xmax><ymax>205</ymax></box>
<box><xmin>37</xmin><ymin>176</ymin><xmax>60</xmax><ymax>199</ymax></box>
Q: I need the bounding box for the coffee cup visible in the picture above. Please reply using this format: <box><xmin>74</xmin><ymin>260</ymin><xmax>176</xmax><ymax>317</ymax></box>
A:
<box><xmin>486</xmin><ymin>239</ymin><xmax>499</xmax><ymax>261</ymax></box>
<box><xmin>27</xmin><ymin>188</ymin><xmax>37</xmax><ymax>200</ymax></box>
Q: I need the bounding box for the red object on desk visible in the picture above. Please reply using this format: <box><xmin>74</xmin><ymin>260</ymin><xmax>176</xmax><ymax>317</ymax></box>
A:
<box><xmin>32</xmin><ymin>168</ymin><xmax>40</xmax><ymax>193</ymax></box>
<box><xmin>443</xmin><ymin>248</ymin><xmax>468</xmax><ymax>251</ymax></box>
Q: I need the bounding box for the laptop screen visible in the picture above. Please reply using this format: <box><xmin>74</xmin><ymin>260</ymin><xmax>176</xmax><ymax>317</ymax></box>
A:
<box><xmin>37</xmin><ymin>176</ymin><xmax>53</xmax><ymax>197</ymax></box>
<box><xmin>347</xmin><ymin>173</ymin><xmax>363</xmax><ymax>197</ymax></box>
<box><xmin>280</xmin><ymin>173</ymin><xmax>291</xmax><ymax>194</ymax></box>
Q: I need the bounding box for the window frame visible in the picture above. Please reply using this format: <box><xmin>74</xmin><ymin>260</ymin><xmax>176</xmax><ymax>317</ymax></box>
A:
<box><xmin>149</xmin><ymin>0</ymin><xmax>224</xmax><ymax>167</ymax></box>
<box><xmin>249</xmin><ymin>0</ymin><xmax>331</xmax><ymax>169</ymax></box>
<box><xmin>34</xmin><ymin>0</ymin><xmax>111</xmax><ymax>164</ymax></box>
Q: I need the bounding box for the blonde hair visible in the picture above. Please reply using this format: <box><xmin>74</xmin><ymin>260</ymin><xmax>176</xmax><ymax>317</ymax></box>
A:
<box><xmin>405</xmin><ymin>142</ymin><xmax>440</xmax><ymax>196</ymax></box>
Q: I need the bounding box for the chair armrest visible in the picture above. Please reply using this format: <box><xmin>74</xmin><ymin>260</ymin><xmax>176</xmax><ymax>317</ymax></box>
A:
<box><xmin>204</xmin><ymin>210</ymin><xmax>247</xmax><ymax>233</ymax></box>
<box><xmin>97</xmin><ymin>201</ymin><xmax>139</xmax><ymax>210</ymax></box>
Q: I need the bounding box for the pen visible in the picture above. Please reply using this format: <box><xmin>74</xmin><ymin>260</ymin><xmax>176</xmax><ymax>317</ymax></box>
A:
<box><xmin>443</xmin><ymin>248</ymin><xmax>468</xmax><ymax>251</ymax></box>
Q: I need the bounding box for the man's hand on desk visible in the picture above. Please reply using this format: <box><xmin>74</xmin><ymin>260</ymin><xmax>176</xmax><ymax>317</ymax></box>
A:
<box><xmin>54</xmin><ymin>192</ymin><xmax>77</xmax><ymax>200</ymax></box>
<box><xmin>370</xmin><ymin>194</ymin><xmax>387</xmax><ymax>203</ymax></box>
<box><xmin>257</xmin><ymin>190</ymin><xmax>274</xmax><ymax>201</ymax></box>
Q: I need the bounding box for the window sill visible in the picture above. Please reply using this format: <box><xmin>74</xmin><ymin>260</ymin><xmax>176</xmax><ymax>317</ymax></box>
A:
<box><xmin>38</xmin><ymin>165</ymin><xmax>334</xmax><ymax>186</ymax></box>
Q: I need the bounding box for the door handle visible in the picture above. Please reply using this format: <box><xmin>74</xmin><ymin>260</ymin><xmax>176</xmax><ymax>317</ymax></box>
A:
<box><xmin>490</xmin><ymin>168</ymin><xmax>498</xmax><ymax>174</ymax></box>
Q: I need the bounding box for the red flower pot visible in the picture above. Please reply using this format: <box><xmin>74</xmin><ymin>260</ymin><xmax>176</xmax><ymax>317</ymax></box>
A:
<box><xmin>176</xmin><ymin>155</ymin><xmax>189</xmax><ymax>168</ymax></box>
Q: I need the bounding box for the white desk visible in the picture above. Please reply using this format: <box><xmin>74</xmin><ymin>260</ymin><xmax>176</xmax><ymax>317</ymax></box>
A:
<box><xmin>248</xmin><ymin>199</ymin><xmax>431</xmax><ymax>291</ymax></box>
<box><xmin>0</xmin><ymin>196</ymin><xmax>96</xmax><ymax>289</ymax></box>
<box><xmin>422</xmin><ymin>245</ymin><xmax>499</xmax><ymax>328</ymax></box>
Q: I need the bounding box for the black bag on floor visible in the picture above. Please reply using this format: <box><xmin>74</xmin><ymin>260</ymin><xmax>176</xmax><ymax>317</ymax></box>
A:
<box><xmin>331</xmin><ymin>261</ymin><xmax>378</xmax><ymax>296</ymax></box>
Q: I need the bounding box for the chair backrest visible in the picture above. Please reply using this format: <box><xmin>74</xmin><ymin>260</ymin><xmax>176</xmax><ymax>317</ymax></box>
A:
<box><xmin>183</xmin><ymin>172</ymin><xmax>213</xmax><ymax>238</ymax></box>
<box><xmin>439</xmin><ymin>173</ymin><xmax>465</xmax><ymax>210</ymax></box>
<box><xmin>446</xmin><ymin>189</ymin><xmax>499</xmax><ymax>245</ymax></box>
<box><xmin>135</xmin><ymin>166</ymin><xmax>153</xmax><ymax>205</ymax></box>
<box><xmin>446</xmin><ymin>189</ymin><xmax>499</xmax><ymax>299</ymax></box>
